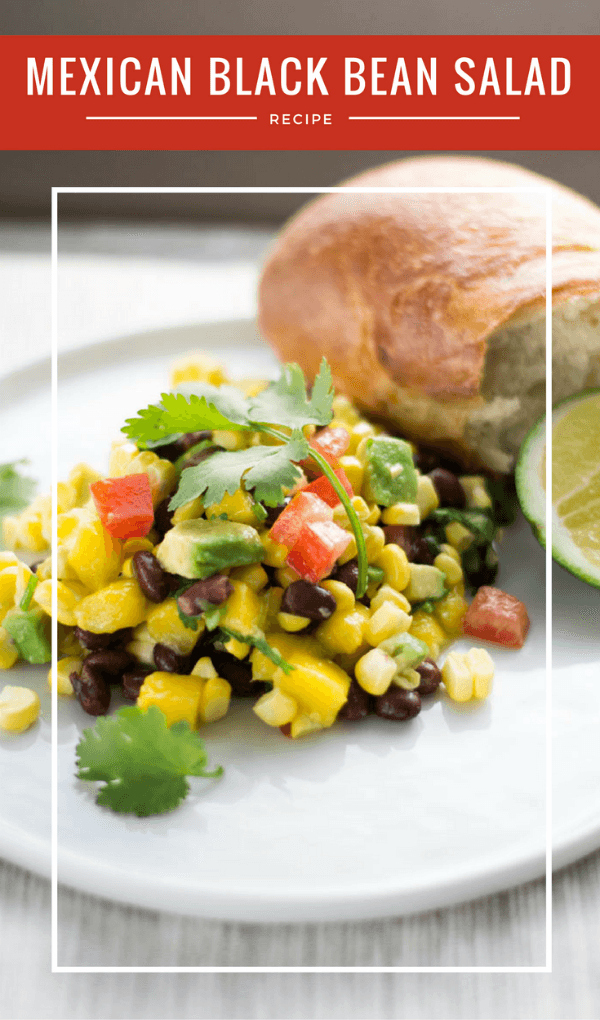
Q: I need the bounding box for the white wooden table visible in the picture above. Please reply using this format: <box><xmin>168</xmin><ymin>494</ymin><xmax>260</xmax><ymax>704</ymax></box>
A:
<box><xmin>1</xmin><ymin>226</ymin><xmax>598</xmax><ymax>1018</ymax></box>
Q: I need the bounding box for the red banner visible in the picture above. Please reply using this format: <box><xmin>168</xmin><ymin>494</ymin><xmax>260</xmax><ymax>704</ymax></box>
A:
<box><xmin>0</xmin><ymin>35</ymin><xmax>595</xmax><ymax>150</ymax></box>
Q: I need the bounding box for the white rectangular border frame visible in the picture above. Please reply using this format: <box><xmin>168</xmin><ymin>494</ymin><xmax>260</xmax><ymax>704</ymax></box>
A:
<box><xmin>51</xmin><ymin>185</ymin><xmax>552</xmax><ymax>974</ymax></box>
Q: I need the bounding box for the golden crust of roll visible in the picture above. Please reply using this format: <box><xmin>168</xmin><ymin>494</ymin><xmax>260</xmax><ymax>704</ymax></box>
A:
<box><xmin>258</xmin><ymin>156</ymin><xmax>600</xmax><ymax>471</ymax></box>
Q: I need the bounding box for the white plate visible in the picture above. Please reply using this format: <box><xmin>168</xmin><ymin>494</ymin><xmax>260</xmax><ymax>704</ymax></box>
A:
<box><xmin>0</xmin><ymin>320</ymin><xmax>597</xmax><ymax>924</ymax></box>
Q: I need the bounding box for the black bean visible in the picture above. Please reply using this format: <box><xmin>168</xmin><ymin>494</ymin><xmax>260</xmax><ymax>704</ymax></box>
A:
<box><xmin>374</xmin><ymin>686</ymin><xmax>421</xmax><ymax>721</ymax></box>
<box><xmin>154</xmin><ymin>431</ymin><xmax>212</xmax><ymax>462</ymax></box>
<box><xmin>132</xmin><ymin>550</ymin><xmax>171</xmax><ymax>603</ymax></box>
<box><xmin>337</xmin><ymin>678</ymin><xmax>372</xmax><ymax>721</ymax></box>
<box><xmin>383</xmin><ymin>525</ymin><xmax>415</xmax><ymax>556</ymax></box>
<box><xmin>414</xmin><ymin>447</ymin><xmax>464</xmax><ymax>476</ymax></box>
<box><xmin>263</xmin><ymin>498</ymin><xmax>291</xmax><ymax>528</ymax></box>
<box><xmin>428</xmin><ymin>468</ymin><xmax>466</xmax><ymax>509</ymax></box>
<box><xmin>153</xmin><ymin>498</ymin><xmax>174</xmax><ymax>538</ymax></box>
<box><xmin>415</xmin><ymin>658</ymin><xmax>442</xmax><ymax>697</ymax></box>
<box><xmin>73</xmin><ymin>627</ymin><xmax>115</xmax><ymax>651</ymax></box>
<box><xmin>29</xmin><ymin>560</ymin><xmax>43</xmax><ymax>574</ymax></box>
<box><xmin>182</xmin><ymin>444</ymin><xmax>220</xmax><ymax>468</ymax></box>
<box><xmin>281</xmin><ymin>580</ymin><xmax>337</xmax><ymax>621</ymax></box>
<box><xmin>71</xmin><ymin>664</ymin><xmax>111</xmax><ymax>716</ymax></box>
<box><xmin>84</xmin><ymin>649</ymin><xmax>134</xmax><ymax>678</ymax></box>
<box><xmin>409</xmin><ymin>535</ymin><xmax>437</xmax><ymax>565</ymax></box>
<box><xmin>210</xmin><ymin>651</ymin><xmax>266</xmax><ymax>698</ymax></box>
<box><xmin>177</xmin><ymin>576</ymin><xmax>233</xmax><ymax>616</ymax></box>
<box><xmin>74</xmin><ymin>627</ymin><xmax>133</xmax><ymax>650</ymax></box>
<box><xmin>153</xmin><ymin>643</ymin><xmax>189</xmax><ymax>674</ymax></box>
<box><xmin>331</xmin><ymin>560</ymin><xmax>359</xmax><ymax>595</ymax></box>
<box><xmin>122</xmin><ymin>666</ymin><xmax>153</xmax><ymax>702</ymax></box>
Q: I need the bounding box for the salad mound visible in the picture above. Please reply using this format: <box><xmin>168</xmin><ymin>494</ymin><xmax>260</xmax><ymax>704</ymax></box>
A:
<box><xmin>1</xmin><ymin>352</ymin><xmax>528</xmax><ymax>751</ymax></box>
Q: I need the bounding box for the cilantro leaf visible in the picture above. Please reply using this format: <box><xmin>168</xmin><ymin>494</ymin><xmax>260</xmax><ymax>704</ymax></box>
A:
<box><xmin>248</xmin><ymin>358</ymin><xmax>334</xmax><ymax>430</ymax></box>
<box><xmin>170</xmin><ymin>430</ymin><xmax>309</xmax><ymax>510</ymax></box>
<box><xmin>218</xmin><ymin>627</ymin><xmax>295</xmax><ymax>675</ymax></box>
<box><xmin>0</xmin><ymin>461</ymin><xmax>36</xmax><ymax>521</ymax></box>
<box><xmin>122</xmin><ymin>391</ymin><xmax>246</xmax><ymax>448</ymax></box>
<box><xmin>428</xmin><ymin>508</ymin><xmax>497</xmax><ymax>546</ymax></box>
<box><xmin>76</xmin><ymin>706</ymin><xmax>223</xmax><ymax>817</ymax></box>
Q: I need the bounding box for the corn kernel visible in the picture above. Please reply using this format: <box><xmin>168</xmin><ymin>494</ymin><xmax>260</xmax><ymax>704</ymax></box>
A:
<box><xmin>224</xmin><ymin>637</ymin><xmax>251</xmax><ymax>659</ymax></box>
<box><xmin>33</xmin><ymin>578</ymin><xmax>89</xmax><ymax>627</ymax></box>
<box><xmin>200</xmin><ymin>676</ymin><xmax>231</xmax><ymax>723</ymax></box>
<box><xmin>0</xmin><ymin>628</ymin><xmax>18</xmax><ymax>669</ymax></box>
<box><xmin>172</xmin><ymin>497</ymin><xmax>204</xmax><ymax>524</ymax></box>
<box><xmin>331</xmin><ymin>394</ymin><xmax>361</xmax><ymax>428</ymax></box>
<box><xmin>338</xmin><ymin>455</ymin><xmax>364</xmax><ymax>494</ymax></box>
<box><xmin>459</xmin><ymin>476</ymin><xmax>492</xmax><ymax>510</ymax></box>
<box><xmin>191</xmin><ymin>656</ymin><xmax>218</xmax><ymax>680</ymax></box>
<box><xmin>416</xmin><ymin>474</ymin><xmax>440</xmax><ymax>520</ymax></box>
<box><xmin>409</xmin><ymin>611</ymin><xmax>446</xmax><ymax>659</ymax></box>
<box><xmin>444</xmin><ymin>521</ymin><xmax>474</xmax><ymax>553</ymax></box>
<box><xmin>274</xmin><ymin>565</ymin><xmax>300</xmax><ymax>590</ymax></box>
<box><xmin>381</xmin><ymin>502</ymin><xmax>421</xmax><ymax>526</ymax></box>
<box><xmin>434</xmin><ymin>589</ymin><xmax>468</xmax><ymax>636</ymax></box>
<box><xmin>137</xmin><ymin>671</ymin><xmax>205</xmax><ymax>728</ymax></box>
<box><xmin>333</xmin><ymin>496</ymin><xmax>371</xmax><ymax>527</ymax></box>
<box><xmin>363</xmin><ymin>525</ymin><xmax>386</xmax><ymax>562</ymax></box>
<box><xmin>206</xmin><ymin>488</ymin><xmax>256</xmax><ymax>525</ymax></box>
<box><xmin>213</xmin><ymin>429</ymin><xmax>247</xmax><ymax>451</ymax></box>
<box><xmin>126</xmin><ymin>623</ymin><xmax>155</xmax><ymax>665</ymax></box>
<box><xmin>271</xmin><ymin>637</ymin><xmax>350</xmax><ymax>726</ymax></box>
<box><xmin>370</xmin><ymin>585</ymin><xmax>412</xmax><ymax>614</ymax></box>
<box><xmin>365</xmin><ymin>503</ymin><xmax>381</xmax><ymax>525</ymax></box>
<box><xmin>439</xmin><ymin>542</ymin><xmax>461</xmax><ymax>564</ymax></box>
<box><xmin>393</xmin><ymin>667</ymin><xmax>422</xmax><ymax>691</ymax></box>
<box><xmin>170</xmin><ymin>351</ymin><xmax>228</xmax><ymax>388</ymax></box>
<box><xmin>434</xmin><ymin>552</ymin><xmax>464</xmax><ymax>586</ymax></box>
<box><xmin>259</xmin><ymin>530</ymin><xmax>288</xmax><ymax>568</ymax></box>
<box><xmin>65</xmin><ymin>508</ymin><xmax>122</xmax><ymax>591</ymax></box>
<box><xmin>466</xmin><ymin>647</ymin><xmax>494</xmax><ymax>699</ymax></box>
<box><xmin>0</xmin><ymin>685</ymin><xmax>41</xmax><ymax>732</ymax></box>
<box><xmin>221</xmin><ymin>580</ymin><xmax>264</xmax><ymax>635</ymax></box>
<box><xmin>122</xmin><ymin>537</ymin><xmax>155</xmax><ymax>560</ymax></box>
<box><xmin>146</xmin><ymin>598</ymin><xmax>203</xmax><ymax>654</ymax></box>
<box><xmin>373</xmin><ymin>543</ymin><xmax>410</xmax><ymax>592</ymax></box>
<box><xmin>68</xmin><ymin>463</ymin><xmax>102</xmax><ymax>505</ymax></box>
<box><xmin>58</xmin><ymin>627</ymin><xmax>82</xmax><ymax>658</ymax></box>
<box><xmin>290</xmin><ymin>713</ymin><xmax>324</xmax><ymax>739</ymax></box>
<box><xmin>320</xmin><ymin>580</ymin><xmax>355</xmax><ymax>613</ymax></box>
<box><xmin>261</xmin><ymin>586</ymin><xmax>283</xmax><ymax>631</ymax></box>
<box><xmin>253</xmin><ymin>687</ymin><xmax>298</xmax><ymax>727</ymax></box>
<box><xmin>365</xmin><ymin>601</ymin><xmax>412</xmax><ymax>645</ymax></box>
<box><xmin>441</xmin><ymin>652</ymin><xmax>474</xmax><ymax>702</ymax></box>
<box><xmin>48</xmin><ymin>656</ymin><xmax>81</xmax><ymax>696</ymax></box>
<box><xmin>355</xmin><ymin>647</ymin><xmax>397</xmax><ymax>695</ymax></box>
<box><xmin>337</xmin><ymin>532</ymin><xmax>358</xmax><ymax>565</ymax></box>
<box><xmin>349</xmin><ymin>421</ymin><xmax>377</xmax><ymax>455</ymax></box>
<box><xmin>277</xmin><ymin>612</ymin><xmax>310</xmax><ymax>632</ymax></box>
<box><xmin>0</xmin><ymin>567</ymin><xmax>17</xmax><ymax>609</ymax></box>
<box><xmin>230</xmin><ymin>563</ymin><xmax>269</xmax><ymax>592</ymax></box>
<box><xmin>75</xmin><ymin>578</ymin><xmax>148</xmax><ymax>634</ymax></box>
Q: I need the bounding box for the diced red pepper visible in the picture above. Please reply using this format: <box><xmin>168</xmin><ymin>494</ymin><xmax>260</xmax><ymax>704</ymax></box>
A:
<box><xmin>306</xmin><ymin>427</ymin><xmax>350</xmax><ymax>469</ymax></box>
<box><xmin>91</xmin><ymin>474</ymin><xmax>154</xmax><ymax>541</ymax></box>
<box><xmin>462</xmin><ymin>586</ymin><xmax>530</xmax><ymax>649</ymax></box>
<box><xmin>286</xmin><ymin>520</ymin><xmax>352</xmax><ymax>583</ymax></box>
<box><xmin>270</xmin><ymin>491</ymin><xmax>333</xmax><ymax>549</ymax></box>
<box><xmin>303</xmin><ymin>469</ymin><xmax>354</xmax><ymax>508</ymax></box>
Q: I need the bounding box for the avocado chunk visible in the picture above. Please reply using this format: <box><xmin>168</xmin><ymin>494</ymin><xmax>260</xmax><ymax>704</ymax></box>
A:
<box><xmin>403</xmin><ymin>564</ymin><xmax>447</xmax><ymax>603</ymax></box>
<box><xmin>378</xmin><ymin>632</ymin><xmax>429</xmax><ymax>672</ymax></box>
<box><xmin>156</xmin><ymin>518</ymin><xmax>263</xmax><ymax>579</ymax></box>
<box><xmin>362</xmin><ymin>437</ymin><xmax>418</xmax><ymax>506</ymax></box>
<box><xmin>3</xmin><ymin>607</ymin><xmax>51</xmax><ymax>664</ymax></box>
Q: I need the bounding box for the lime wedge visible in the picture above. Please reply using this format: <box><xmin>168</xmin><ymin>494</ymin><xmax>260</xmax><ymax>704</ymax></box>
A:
<box><xmin>516</xmin><ymin>390</ymin><xmax>600</xmax><ymax>588</ymax></box>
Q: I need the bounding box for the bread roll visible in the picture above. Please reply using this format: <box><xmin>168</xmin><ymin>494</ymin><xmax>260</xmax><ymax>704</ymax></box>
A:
<box><xmin>258</xmin><ymin>156</ymin><xmax>600</xmax><ymax>472</ymax></box>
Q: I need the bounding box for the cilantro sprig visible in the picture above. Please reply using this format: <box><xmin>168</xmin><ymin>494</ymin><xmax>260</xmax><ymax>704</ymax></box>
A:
<box><xmin>0</xmin><ymin>461</ymin><xmax>36</xmax><ymax>523</ymax></box>
<box><xmin>76</xmin><ymin>706</ymin><xmax>223</xmax><ymax>817</ymax></box>
<box><xmin>122</xmin><ymin>359</ymin><xmax>369</xmax><ymax>596</ymax></box>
